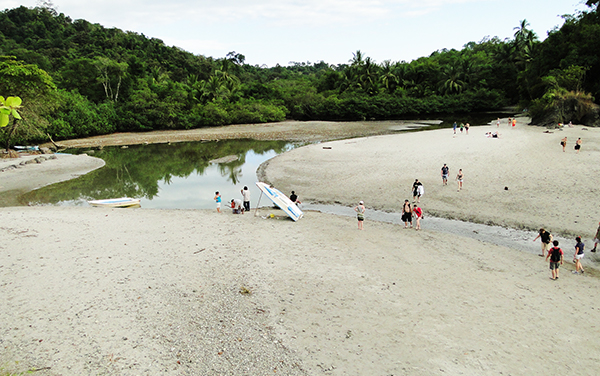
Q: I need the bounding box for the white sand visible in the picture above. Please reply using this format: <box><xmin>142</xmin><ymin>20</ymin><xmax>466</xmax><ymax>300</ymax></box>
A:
<box><xmin>2</xmin><ymin>122</ymin><xmax>600</xmax><ymax>375</ymax></box>
<box><xmin>261</xmin><ymin>122</ymin><xmax>600</xmax><ymax>237</ymax></box>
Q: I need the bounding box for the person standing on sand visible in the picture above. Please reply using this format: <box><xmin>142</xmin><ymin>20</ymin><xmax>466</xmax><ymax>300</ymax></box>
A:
<box><xmin>214</xmin><ymin>191</ymin><xmax>222</xmax><ymax>213</ymax></box>
<box><xmin>413</xmin><ymin>204</ymin><xmax>423</xmax><ymax>230</ymax></box>
<box><xmin>546</xmin><ymin>240</ymin><xmax>563</xmax><ymax>280</ymax></box>
<box><xmin>402</xmin><ymin>200</ymin><xmax>412</xmax><ymax>228</ymax></box>
<box><xmin>456</xmin><ymin>169</ymin><xmax>464</xmax><ymax>191</ymax></box>
<box><xmin>460</xmin><ymin>123</ymin><xmax>464</xmax><ymax>133</ymax></box>
<box><xmin>441</xmin><ymin>164</ymin><xmax>449</xmax><ymax>185</ymax></box>
<box><xmin>465</xmin><ymin>123</ymin><xmax>470</xmax><ymax>135</ymax></box>
<box><xmin>591</xmin><ymin>221</ymin><xmax>600</xmax><ymax>252</ymax></box>
<box><xmin>533</xmin><ymin>228</ymin><xmax>553</xmax><ymax>257</ymax></box>
<box><xmin>573</xmin><ymin>236</ymin><xmax>585</xmax><ymax>274</ymax></box>
<box><xmin>561</xmin><ymin>136</ymin><xmax>567</xmax><ymax>152</ymax></box>
<box><xmin>354</xmin><ymin>201</ymin><xmax>365</xmax><ymax>230</ymax></box>
<box><xmin>241</xmin><ymin>186</ymin><xmax>251</xmax><ymax>212</ymax></box>
<box><xmin>496</xmin><ymin>118</ymin><xmax>500</xmax><ymax>127</ymax></box>
<box><xmin>453</xmin><ymin>122</ymin><xmax>457</xmax><ymax>134</ymax></box>
<box><xmin>575</xmin><ymin>138</ymin><xmax>582</xmax><ymax>153</ymax></box>
<box><xmin>512</xmin><ymin>118</ymin><xmax>517</xmax><ymax>127</ymax></box>
<box><xmin>508</xmin><ymin>117</ymin><xmax>512</xmax><ymax>126</ymax></box>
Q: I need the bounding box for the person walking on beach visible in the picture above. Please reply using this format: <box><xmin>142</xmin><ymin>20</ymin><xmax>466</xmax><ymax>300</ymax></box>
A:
<box><xmin>465</xmin><ymin>123</ymin><xmax>470</xmax><ymax>135</ymax></box>
<box><xmin>512</xmin><ymin>118</ymin><xmax>517</xmax><ymax>127</ymax></box>
<box><xmin>460</xmin><ymin>123</ymin><xmax>464</xmax><ymax>133</ymax></box>
<box><xmin>413</xmin><ymin>204</ymin><xmax>423</xmax><ymax>230</ymax></box>
<box><xmin>412</xmin><ymin>179</ymin><xmax>423</xmax><ymax>203</ymax></box>
<box><xmin>354</xmin><ymin>201</ymin><xmax>365</xmax><ymax>230</ymax></box>
<box><xmin>533</xmin><ymin>228</ymin><xmax>553</xmax><ymax>257</ymax></box>
<box><xmin>561</xmin><ymin>136</ymin><xmax>567</xmax><ymax>152</ymax></box>
<box><xmin>241</xmin><ymin>186</ymin><xmax>251</xmax><ymax>212</ymax></box>
<box><xmin>456</xmin><ymin>169</ymin><xmax>464</xmax><ymax>191</ymax></box>
<box><xmin>453</xmin><ymin>122</ymin><xmax>457</xmax><ymax>134</ymax></box>
<box><xmin>591</xmin><ymin>221</ymin><xmax>600</xmax><ymax>252</ymax></box>
<box><xmin>575</xmin><ymin>138</ymin><xmax>582</xmax><ymax>153</ymax></box>
<box><xmin>508</xmin><ymin>117</ymin><xmax>512</xmax><ymax>126</ymax></box>
<box><xmin>214</xmin><ymin>191</ymin><xmax>222</xmax><ymax>213</ymax></box>
<box><xmin>546</xmin><ymin>240</ymin><xmax>564</xmax><ymax>280</ymax></box>
<box><xmin>496</xmin><ymin>118</ymin><xmax>500</xmax><ymax>127</ymax></box>
<box><xmin>402</xmin><ymin>200</ymin><xmax>412</xmax><ymax>228</ymax></box>
<box><xmin>573</xmin><ymin>236</ymin><xmax>585</xmax><ymax>274</ymax></box>
<box><xmin>441</xmin><ymin>164</ymin><xmax>449</xmax><ymax>186</ymax></box>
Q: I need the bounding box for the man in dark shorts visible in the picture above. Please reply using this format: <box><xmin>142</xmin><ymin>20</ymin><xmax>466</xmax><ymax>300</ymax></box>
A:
<box><xmin>546</xmin><ymin>240</ymin><xmax>563</xmax><ymax>280</ymax></box>
<box><xmin>441</xmin><ymin>164</ymin><xmax>449</xmax><ymax>185</ymax></box>
<box><xmin>533</xmin><ymin>228</ymin><xmax>552</xmax><ymax>257</ymax></box>
<box><xmin>402</xmin><ymin>200</ymin><xmax>412</xmax><ymax>228</ymax></box>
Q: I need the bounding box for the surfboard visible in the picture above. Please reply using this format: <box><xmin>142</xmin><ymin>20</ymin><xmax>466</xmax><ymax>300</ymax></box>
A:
<box><xmin>255</xmin><ymin>182</ymin><xmax>303</xmax><ymax>221</ymax></box>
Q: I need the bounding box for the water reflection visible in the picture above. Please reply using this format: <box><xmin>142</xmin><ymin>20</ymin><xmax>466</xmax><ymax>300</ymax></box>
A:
<box><xmin>21</xmin><ymin>139</ymin><xmax>298</xmax><ymax>209</ymax></box>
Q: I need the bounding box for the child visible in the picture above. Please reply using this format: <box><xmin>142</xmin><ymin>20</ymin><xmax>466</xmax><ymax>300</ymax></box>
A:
<box><xmin>546</xmin><ymin>240</ymin><xmax>563</xmax><ymax>280</ymax></box>
<box><xmin>214</xmin><ymin>191</ymin><xmax>222</xmax><ymax>213</ymax></box>
<box><xmin>354</xmin><ymin>201</ymin><xmax>365</xmax><ymax>230</ymax></box>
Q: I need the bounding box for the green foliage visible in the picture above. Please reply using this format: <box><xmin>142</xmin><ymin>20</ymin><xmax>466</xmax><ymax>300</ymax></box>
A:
<box><xmin>0</xmin><ymin>96</ymin><xmax>22</xmax><ymax>127</ymax></box>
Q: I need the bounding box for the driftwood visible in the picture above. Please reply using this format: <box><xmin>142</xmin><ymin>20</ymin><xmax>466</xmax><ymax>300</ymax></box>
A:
<box><xmin>47</xmin><ymin>133</ymin><xmax>66</xmax><ymax>150</ymax></box>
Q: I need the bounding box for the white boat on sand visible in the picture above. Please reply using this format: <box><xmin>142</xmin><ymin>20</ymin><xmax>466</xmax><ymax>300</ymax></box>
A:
<box><xmin>255</xmin><ymin>182</ymin><xmax>303</xmax><ymax>221</ymax></box>
<box><xmin>88</xmin><ymin>197</ymin><xmax>141</xmax><ymax>208</ymax></box>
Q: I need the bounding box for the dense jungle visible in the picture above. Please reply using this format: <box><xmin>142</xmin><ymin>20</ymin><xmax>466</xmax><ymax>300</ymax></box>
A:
<box><xmin>1</xmin><ymin>1</ymin><xmax>600</xmax><ymax>146</ymax></box>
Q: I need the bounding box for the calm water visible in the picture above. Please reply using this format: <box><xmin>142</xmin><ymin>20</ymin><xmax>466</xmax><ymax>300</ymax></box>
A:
<box><xmin>20</xmin><ymin>113</ymin><xmax>512</xmax><ymax>209</ymax></box>
<box><xmin>20</xmin><ymin>139</ymin><xmax>300</xmax><ymax>209</ymax></box>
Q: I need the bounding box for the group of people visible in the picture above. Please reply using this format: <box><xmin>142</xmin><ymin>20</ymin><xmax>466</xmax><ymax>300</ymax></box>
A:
<box><xmin>534</xmin><ymin>224</ymin><xmax>600</xmax><ymax>280</ymax></box>
<box><xmin>214</xmin><ymin>186</ymin><xmax>302</xmax><ymax>214</ymax></box>
<box><xmin>441</xmin><ymin>164</ymin><xmax>464</xmax><ymax>191</ymax></box>
<box><xmin>560</xmin><ymin>136</ymin><xmax>583</xmax><ymax>153</ymax></box>
<box><xmin>452</xmin><ymin>122</ymin><xmax>470</xmax><ymax>135</ymax></box>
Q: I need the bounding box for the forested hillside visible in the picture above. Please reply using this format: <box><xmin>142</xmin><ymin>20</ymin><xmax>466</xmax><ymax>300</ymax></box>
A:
<box><xmin>1</xmin><ymin>2</ymin><xmax>599</xmax><ymax>146</ymax></box>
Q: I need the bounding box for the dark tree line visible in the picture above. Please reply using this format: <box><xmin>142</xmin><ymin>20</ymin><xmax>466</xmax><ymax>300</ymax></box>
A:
<box><xmin>1</xmin><ymin>2</ymin><xmax>599</xmax><ymax>145</ymax></box>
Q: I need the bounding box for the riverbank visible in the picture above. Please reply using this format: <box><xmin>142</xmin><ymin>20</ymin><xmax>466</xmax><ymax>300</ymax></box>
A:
<box><xmin>3</xmin><ymin>119</ymin><xmax>600</xmax><ymax>375</ymax></box>
<box><xmin>2</xmin><ymin>206</ymin><xmax>600</xmax><ymax>375</ymax></box>
<box><xmin>259</xmin><ymin>121</ymin><xmax>599</xmax><ymax>238</ymax></box>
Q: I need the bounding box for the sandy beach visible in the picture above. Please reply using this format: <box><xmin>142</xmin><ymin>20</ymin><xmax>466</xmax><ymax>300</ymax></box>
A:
<box><xmin>2</xmin><ymin>120</ymin><xmax>600</xmax><ymax>375</ymax></box>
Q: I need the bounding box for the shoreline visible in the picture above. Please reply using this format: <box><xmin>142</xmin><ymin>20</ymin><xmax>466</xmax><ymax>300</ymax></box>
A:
<box><xmin>3</xmin><ymin>119</ymin><xmax>600</xmax><ymax>375</ymax></box>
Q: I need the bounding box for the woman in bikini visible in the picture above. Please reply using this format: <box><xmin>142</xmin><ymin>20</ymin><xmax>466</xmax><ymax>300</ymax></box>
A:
<box><xmin>456</xmin><ymin>169</ymin><xmax>464</xmax><ymax>191</ymax></box>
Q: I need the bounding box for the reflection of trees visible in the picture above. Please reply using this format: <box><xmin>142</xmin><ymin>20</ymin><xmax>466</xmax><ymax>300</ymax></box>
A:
<box><xmin>20</xmin><ymin>139</ymin><xmax>291</xmax><ymax>205</ymax></box>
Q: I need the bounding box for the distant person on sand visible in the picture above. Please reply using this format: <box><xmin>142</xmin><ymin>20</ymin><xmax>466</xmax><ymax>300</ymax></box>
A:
<box><xmin>460</xmin><ymin>123</ymin><xmax>464</xmax><ymax>133</ymax></box>
<box><xmin>453</xmin><ymin>122</ymin><xmax>457</xmax><ymax>134</ymax></box>
<box><xmin>575</xmin><ymin>138</ymin><xmax>582</xmax><ymax>153</ymax></box>
<box><xmin>441</xmin><ymin>164</ymin><xmax>449</xmax><ymax>185</ymax></box>
<box><xmin>214</xmin><ymin>191</ymin><xmax>222</xmax><ymax>213</ymax></box>
<box><xmin>508</xmin><ymin>117</ymin><xmax>512</xmax><ymax>126</ymax></box>
<box><xmin>412</xmin><ymin>179</ymin><xmax>423</xmax><ymax>202</ymax></box>
<box><xmin>512</xmin><ymin>118</ymin><xmax>517</xmax><ymax>127</ymax></box>
<box><xmin>413</xmin><ymin>204</ymin><xmax>423</xmax><ymax>230</ymax></box>
<box><xmin>289</xmin><ymin>191</ymin><xmax>301</xmax><ymax>205</ymax></box>
<box><xmin>456</xmin><ymin>169</ymin><xmax>464</xmax><ymax>191</ymax></box>
<box><xmin>496</xmin><ymin>118</ymin><xmax>500</xmax><ymax>127</ymax></box>
<box><xmin>561</xmin><ymin>136</ymin><xmax>567</xmax><ymax>152</ymax></box>
<box><xmin>573</xmin><ymin>236</ymin><xmax>585</xmax><ymax>274</ymax></box>
<box><xmin>546</xmin><ymin>240</ymin><xmax>563</xmax><ymax>280</ymax></box>
<box><xmin>402</xmin><ymin>200</ymin><xmax>412</xmax><ymax>228</ymax></box>
<box><xmin>354</xmin><ymin>201</ymin><xmax>365</xmax><ymax>230</ymax></box>
<box><xmin>465</xmin><ymin>123</ymin><xmax>470</xmax><ymax>135</ymax></box>
<box><xmin>591</xmin><ymin>221</ymin><xmax>600</xmax><ymax>252</ymax></box>
<box><xmin>533</xmin><ymin>228</ymin><xmax>552</xmax><ymax>257</ymax></box>
<box><xmin>241</xmin><ymin>186</ymin><xmax>251</xmax><ymax>212</ymax></box>
<box><xmin>231</xmin><ymin>198</ymin><xmax>244</xmax><ymax>214</ymax></box>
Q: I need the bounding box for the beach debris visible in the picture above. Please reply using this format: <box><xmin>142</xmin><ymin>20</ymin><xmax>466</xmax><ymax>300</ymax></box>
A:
<box><xmin>239</xmin><ymin>286</ymin><xmax>252</xmax><ymax>295</ymax></box>
<box><xmin>193</xmin><ymin>248</ymin><xmax>206</xmax><ymax>254</ymax></box>
<box><xmin>322</xmin><ymin>146</ymin><xmax>332</xmax><ymax>149</ymax></box>
<box><xmin>504</xmin><ymin>186</ymin><xmax>509</xmax><ymax>190</ymax></box>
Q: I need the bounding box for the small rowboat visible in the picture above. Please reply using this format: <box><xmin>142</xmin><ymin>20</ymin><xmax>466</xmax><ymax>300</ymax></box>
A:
<box><xmin>87</xmin><ymin>197</ymin><xmax>141</xmax><ymax>208</ymax></box>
